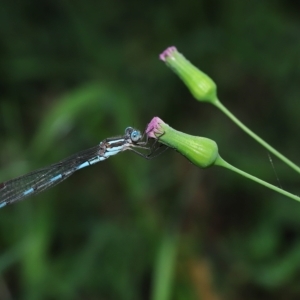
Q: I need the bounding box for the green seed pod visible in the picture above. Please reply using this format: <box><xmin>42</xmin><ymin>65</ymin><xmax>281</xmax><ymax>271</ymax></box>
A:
<box><xmin>146</xmin><ymin>117</ymin><xmax>219</xmax><ymax>168</ymax></box>
<box><xmin>160</xmin><ymin>47</ymin><xmax>218</xmax><ymax>104</ymax></box>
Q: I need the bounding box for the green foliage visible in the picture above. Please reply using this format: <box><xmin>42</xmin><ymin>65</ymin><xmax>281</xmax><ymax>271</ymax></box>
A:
<box><xmin>1</xmin><ymin>0</ymin><xmax>300</xmax><ymax>299</ymax></box>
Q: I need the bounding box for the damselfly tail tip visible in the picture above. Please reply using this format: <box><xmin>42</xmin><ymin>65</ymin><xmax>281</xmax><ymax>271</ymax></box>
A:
<box><xmin>0</xmin><ymin>202</ymin><xmax>7</xmax><ymax>209</ymax></box>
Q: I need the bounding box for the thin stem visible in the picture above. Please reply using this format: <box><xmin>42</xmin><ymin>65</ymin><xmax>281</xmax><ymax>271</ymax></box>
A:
<box><xmin>151</xmin><ymin>231</ymin><xmax>178</xmax><ymax>300</ymax></box>
<box><xmin>213</xmin><ymin>99</ymin><xmax>300</xmax><ymax>174</ymax></box>
<box><xmin>215</xmin><ymin>156</ymin><xmax>300</xmax><ymax>202</ymax></box>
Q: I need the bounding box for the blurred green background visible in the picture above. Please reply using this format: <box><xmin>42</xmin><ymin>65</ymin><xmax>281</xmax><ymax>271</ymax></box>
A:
<box><xmin>1</xmin><ymin>0</ymin><xmax>300</xmax><ymax>299</ymax></box>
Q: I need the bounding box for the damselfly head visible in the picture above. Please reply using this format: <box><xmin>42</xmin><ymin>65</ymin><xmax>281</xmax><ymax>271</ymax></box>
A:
<box><xmin>125</xmin><ymin>127</ymin><xmax>142</xmax><ymax>143</ymax></box>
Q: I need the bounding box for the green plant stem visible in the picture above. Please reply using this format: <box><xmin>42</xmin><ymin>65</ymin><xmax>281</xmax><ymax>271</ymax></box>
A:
<box><xmin>213</xmin><ymin>99</ymin><xmax>300</xmax><ymax>174</ymax></box>
<box><xmin>215</xmin><ymin>156</ymin><xmax>300</xmax><ymax>202</ymax></box>
<box><xmin>152</xmin><ymin>231</ymin><xmax>178</xmax><ymax>300</ymax></box>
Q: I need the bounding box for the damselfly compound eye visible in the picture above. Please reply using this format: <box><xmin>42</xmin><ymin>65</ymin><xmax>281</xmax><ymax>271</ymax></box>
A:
<box><xmin>131</xmin><ymin>130</ymin><xmax>141</xmax><ymax>142</ymax></box>
<box><xmin>125</xmin><ymin>127</ymin><xmax>133</xmax><ymax>135</ymax></box>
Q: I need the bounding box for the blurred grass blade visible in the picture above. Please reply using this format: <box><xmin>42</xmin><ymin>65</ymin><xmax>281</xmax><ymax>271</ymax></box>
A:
<box><xmin>152</xmin><ymin>231</ymin><xmax>179</xmax><ymax>300</ymax></box>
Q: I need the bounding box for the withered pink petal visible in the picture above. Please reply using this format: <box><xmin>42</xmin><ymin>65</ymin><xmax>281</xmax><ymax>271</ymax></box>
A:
<box><xmin>146</xmin><ymin>117</ymin><xmax>165</xmax><ymax>138</ymax></box>
<box><xmin>159</xmin><ymin>46</ymin><xmax>177</xmax><ymax>61</ymax></box>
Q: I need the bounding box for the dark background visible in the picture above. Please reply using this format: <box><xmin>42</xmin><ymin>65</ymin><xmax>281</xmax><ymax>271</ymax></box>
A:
<box><xmin>0</xmin><ymin>0</ymin><xmax>300</xmax><ymax>299</ymax></box>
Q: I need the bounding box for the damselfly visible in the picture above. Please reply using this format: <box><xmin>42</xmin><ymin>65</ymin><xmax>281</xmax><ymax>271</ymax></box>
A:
<box><xmin>0</xmin><ymin>127</ymin><xmax>149</xmax><ymax>209</ymax></box>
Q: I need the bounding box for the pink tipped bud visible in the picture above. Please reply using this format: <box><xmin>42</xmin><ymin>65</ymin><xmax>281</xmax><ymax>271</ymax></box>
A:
<box><xmin>159</xmin><ymin>47</ymin><xmax>218</xmax><ymax>104</ymax></box>
<box><xmin>146</xmin><ymin>117</ymin><xmax>219</xmax><ymax>168</ymax></box>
